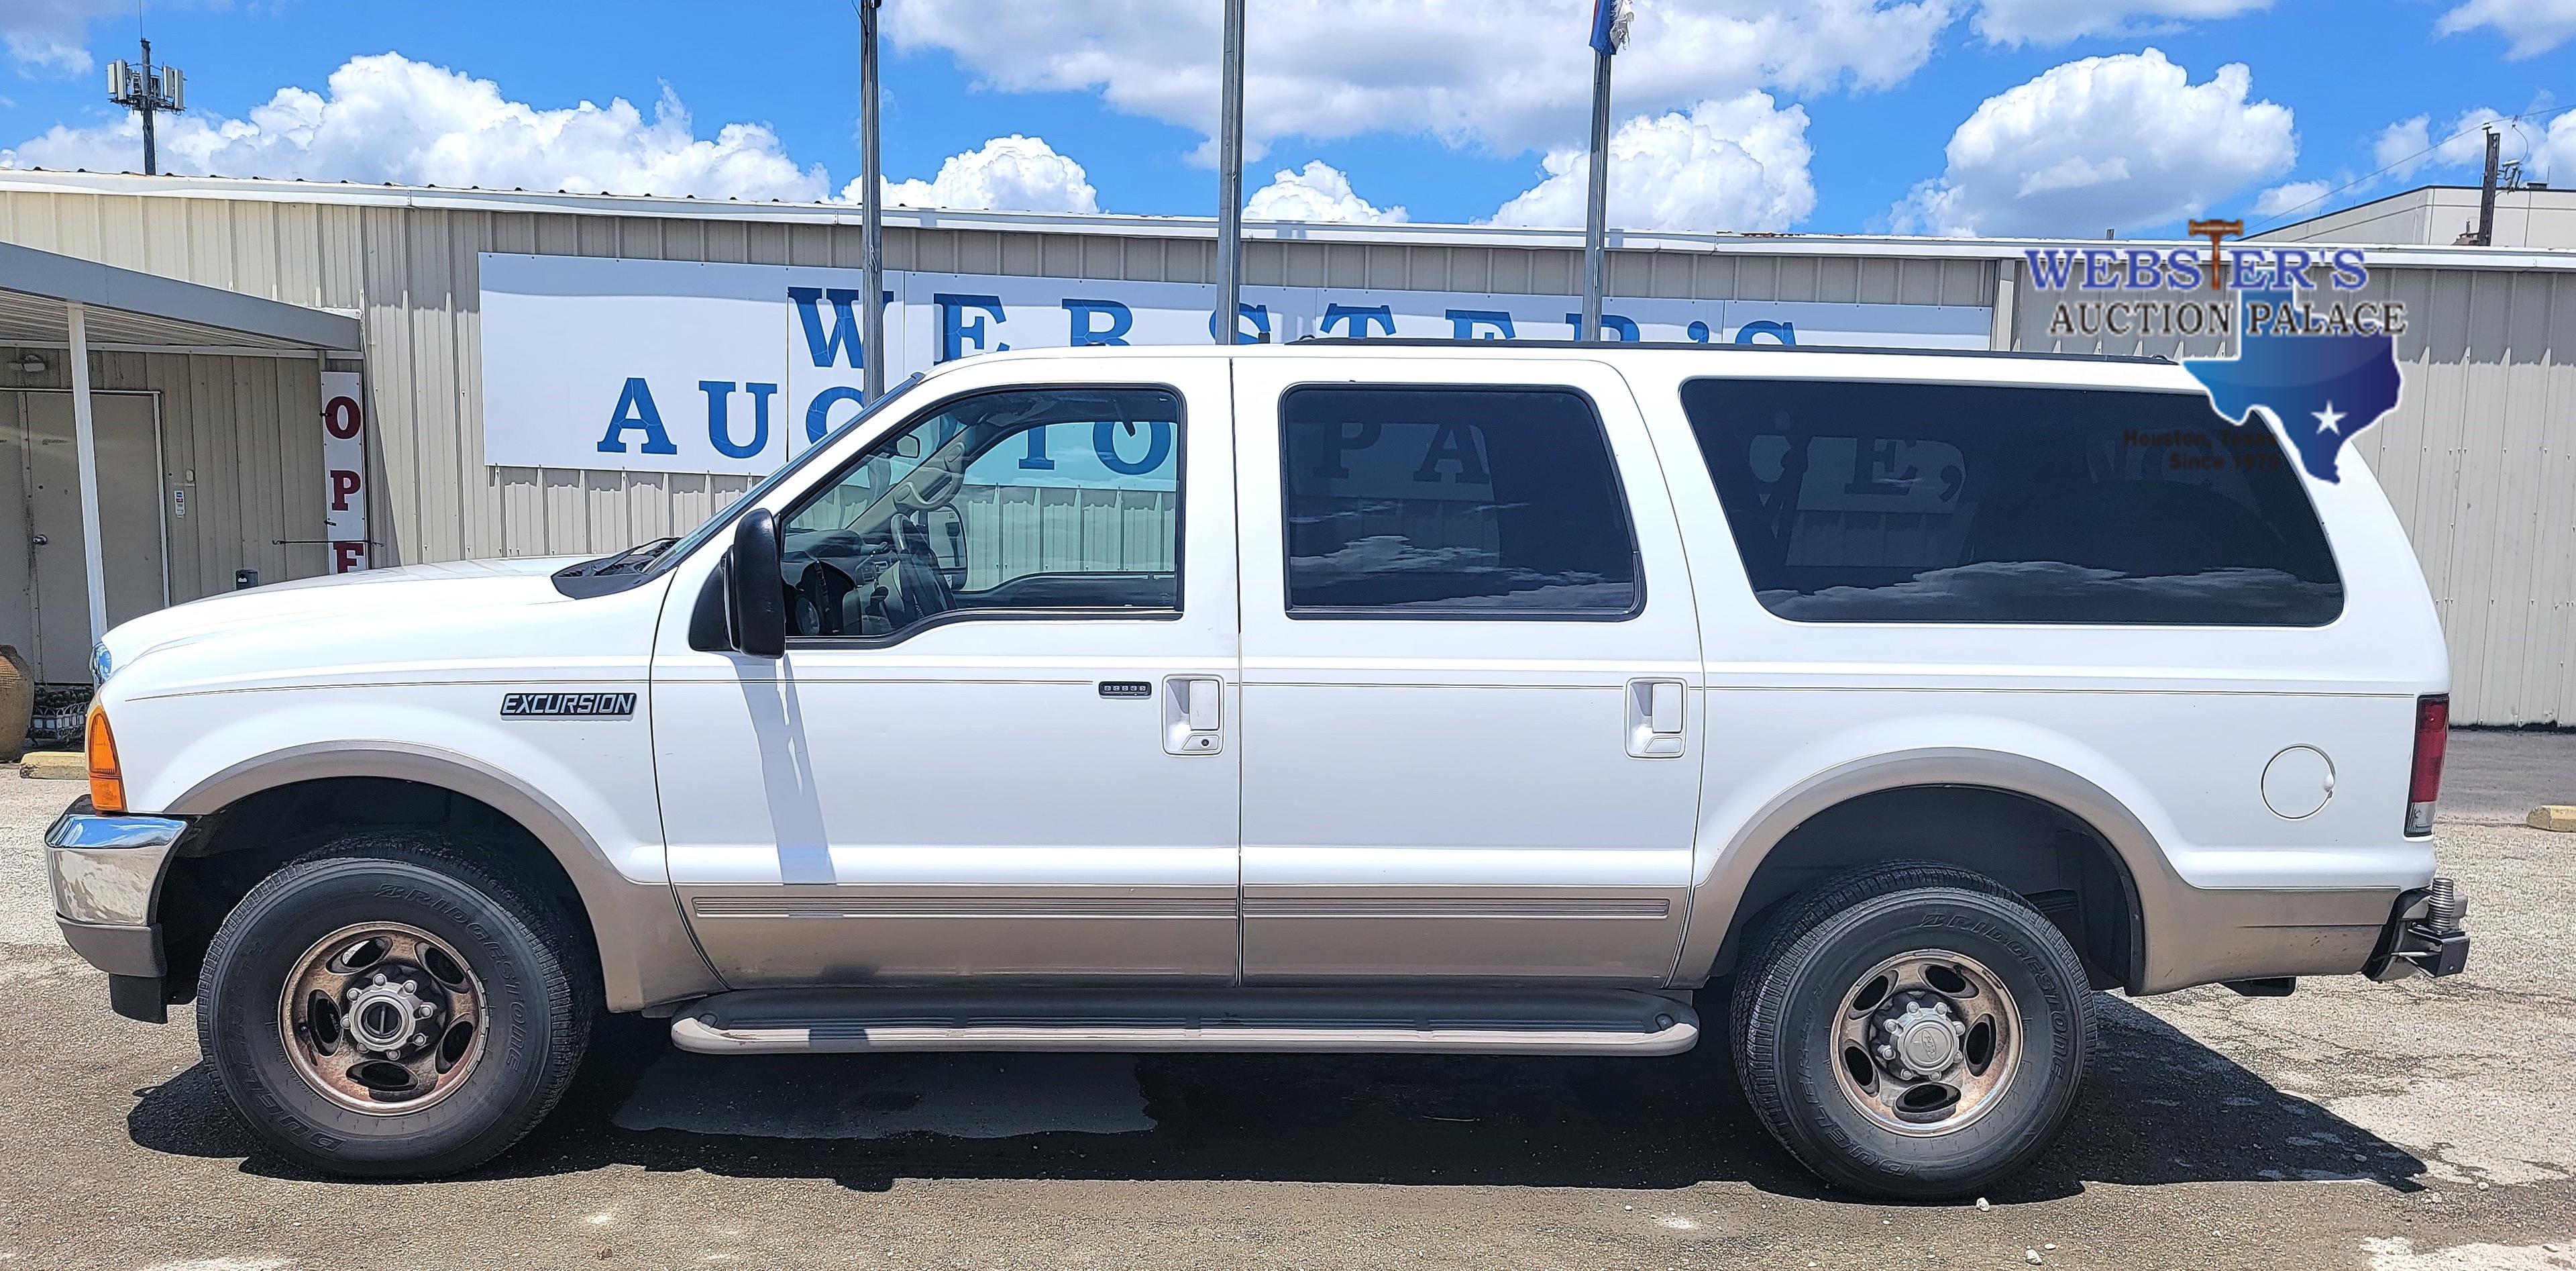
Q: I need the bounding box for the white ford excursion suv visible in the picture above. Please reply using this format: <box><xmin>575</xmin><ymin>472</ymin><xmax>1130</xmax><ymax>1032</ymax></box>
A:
<box><xmin>48</xmin><ymin>342</ymin><xmax>2468</xmax><ymax>1198</ymax></box>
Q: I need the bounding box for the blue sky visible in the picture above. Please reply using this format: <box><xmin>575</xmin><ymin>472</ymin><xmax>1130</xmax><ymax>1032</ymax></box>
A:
<box><xmin>4</xmin><ymin>1</ymin><xmax>2574</xmax><ymax>239</ymax></box>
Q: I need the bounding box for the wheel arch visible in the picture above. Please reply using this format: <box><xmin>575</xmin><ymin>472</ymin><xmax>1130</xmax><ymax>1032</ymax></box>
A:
<box><xmin>161</xmin><ymin>742</ymin><xmax>722</xmax><ymax>1013</ymax></box>
<box><xmin>1674</xmin><ymin>748</ymin><xmax>2186</xmax><ymax>996</ymax></box>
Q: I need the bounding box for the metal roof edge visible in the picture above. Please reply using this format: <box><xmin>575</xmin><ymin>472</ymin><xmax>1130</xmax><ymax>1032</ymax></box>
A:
<box><xmin>5</xmin><ymin>168</ymin><xmax>2576</xmax><ymax>272</ymax></box>
<box><xmin>0</xmin><ymin>238</ymin><xmax>363</xmax><ymax>350</ymax></box>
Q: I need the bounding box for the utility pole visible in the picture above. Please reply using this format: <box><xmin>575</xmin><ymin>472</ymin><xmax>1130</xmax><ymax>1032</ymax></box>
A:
<box><xmin>857</xmin><ymin>0</ymin><xmax>885</xmax><ymax>401</ymax></box>
<box><xmin>105</xmin><ymin>38</ymin><xmax>185</xmax><ymax>176</ymax></box>
<box><xmin>2475</xmin><ymin>128</ymin><xmax>2502</xmax><ymax>248</ymax></box>
<box><xmin>1213</xmin><ymin>0</ymin><xmax>1246</xmax><ymax>345</ymax></box>
<box><xmin>1580</xmin><ymin>1</ymin><xmax>1631</xmax><ymax>341</ymax></box>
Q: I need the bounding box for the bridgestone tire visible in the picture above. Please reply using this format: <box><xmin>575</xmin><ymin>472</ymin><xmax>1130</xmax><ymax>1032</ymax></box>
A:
<box><xmin>196</xmin><ymin>833</ymin><xmax>596</xmax><ymax>1177</ymax></box>
<box><xmin>1729</xmin><ymin>861</ymin><xmax>2094</xmax><ymax>1200</ymax></box>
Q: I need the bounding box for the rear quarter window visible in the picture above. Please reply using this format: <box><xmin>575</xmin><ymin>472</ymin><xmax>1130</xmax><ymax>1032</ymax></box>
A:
<box><xmin>1680</xmin><ymin>378</ymin><xmax>2344</xmax><ymax>626</ymax></box>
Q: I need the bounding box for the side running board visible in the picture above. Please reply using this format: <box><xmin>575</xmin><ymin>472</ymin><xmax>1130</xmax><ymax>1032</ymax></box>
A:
<box><xmin>668</xmin><ymin>986</ymin><xmax>1699</xmax><ymax>1057</ymax></box>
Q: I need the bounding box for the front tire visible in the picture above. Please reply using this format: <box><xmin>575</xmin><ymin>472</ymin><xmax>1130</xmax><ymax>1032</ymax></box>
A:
<box><xmin>1730</xmin><ymin>862</ymin><xmax>2094</xmax><ymax>1200</ymax></box>
<box><xmin>196</xmin><ymin>833</ymin><xmax>595</xmax><ymax>1177</ymax></box>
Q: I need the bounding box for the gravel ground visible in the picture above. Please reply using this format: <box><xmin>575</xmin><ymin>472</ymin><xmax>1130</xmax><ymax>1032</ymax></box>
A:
<box><xmin>3</xmin><ymin>759</ymin><xmax>2573</xmax><ymax>1270</ymax></box>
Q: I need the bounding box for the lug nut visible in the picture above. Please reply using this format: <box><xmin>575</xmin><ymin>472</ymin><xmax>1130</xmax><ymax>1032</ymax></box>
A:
<box><xmin>417</xmin><ymin>1003</ymin><xmax>435</xmax><ymax>1017</ymax></box>
<box><xmin>1878</xmin><ymin>1044</ymin><xmax>1896</xmax><ymax>1060</ymax></box>
<box><xmin>403</xmin><ymin>980</ymin><xmax>418</xmax><ymax>993</ymax></box>
<box><xmin>347</xmin><ymin>987</ymin><xmax>362</xmax><ymax>1000</ymax></box>
<box><xmin>412</xmin><ymin>1033</ymin><xmax>428</xmax><ymax>1047</ymax></box>
<box><xmin>371</xmin><ymin>972</ymin><xmax>387</xmax><ymax>985</ymax></box>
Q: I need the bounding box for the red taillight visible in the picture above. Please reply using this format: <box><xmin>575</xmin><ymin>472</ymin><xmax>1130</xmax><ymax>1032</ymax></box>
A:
<box><xmin>2406</xmin><ymin>695</ymin><xmax>2448</xmax><ymax>836</ymax></box>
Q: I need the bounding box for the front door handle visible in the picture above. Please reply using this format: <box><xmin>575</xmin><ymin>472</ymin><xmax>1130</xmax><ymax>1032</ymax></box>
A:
<box><xmin>1626</xmin><ymin>678</ymin><xmax>1687</xmax><ymax>758</ymax></box>
<box><xmin>1163</xmin><ymin>675</ymin><xmax>1225</xmax><ymax>755</ymax></box>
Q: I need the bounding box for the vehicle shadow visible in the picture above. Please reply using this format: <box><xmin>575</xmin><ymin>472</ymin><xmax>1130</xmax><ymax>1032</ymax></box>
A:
<box><xmin>127</xmin><ymin>993</ymin><xmax>2425</xmax><ymax>1202</ymax></box>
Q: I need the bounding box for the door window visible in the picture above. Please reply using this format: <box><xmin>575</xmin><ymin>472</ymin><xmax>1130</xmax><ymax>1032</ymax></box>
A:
<box><xmin>780</xmin><ymin>387</ymin><xmax>1183</xmax><ymax>640</ymax></box>
<box><xmin>1278</xmin><ymin>386</ymin><xmax>1641</xmax><ymax>617</ymax></box>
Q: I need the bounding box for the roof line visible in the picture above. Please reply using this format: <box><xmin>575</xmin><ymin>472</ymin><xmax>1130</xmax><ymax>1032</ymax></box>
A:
<box><xmin>0</xmin><ymin>239</ymin><xmax>362</xmax><ymax>350</ymax></box>
<box><xmin>5</xmin><ymin>169</ymin><xmax>2575</xmax><ymax>272</ymax></box>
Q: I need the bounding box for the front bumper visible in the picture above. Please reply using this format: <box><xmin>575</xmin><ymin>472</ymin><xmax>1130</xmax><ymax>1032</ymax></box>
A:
<box><xmin>46</xmin><ymin>803</ymin><xmax>188</xmax><ymax>1020</ymax></box>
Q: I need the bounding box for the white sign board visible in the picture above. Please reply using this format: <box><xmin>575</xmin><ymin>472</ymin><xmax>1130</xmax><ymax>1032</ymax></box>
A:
<box><xmin>319</xmin><ymin>369</ymin><xmax>368</xmax><ymax>572</ymax></box>
<box><xmin>478</xmin><ymin>252</ymin><xmax>1992</xmax><ymax>474</ymax></box>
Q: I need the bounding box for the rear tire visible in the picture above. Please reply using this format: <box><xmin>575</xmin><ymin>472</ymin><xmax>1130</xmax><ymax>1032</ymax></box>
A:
<box><xmin>1729</xmin><ymin>861</ymin><xmax>2092</xmax><ymax>1200</ymax></box>
<box><xmin>196</xmin><ymin>832</ymin><xmax>595</xmax><ymax>1177</ymax></box>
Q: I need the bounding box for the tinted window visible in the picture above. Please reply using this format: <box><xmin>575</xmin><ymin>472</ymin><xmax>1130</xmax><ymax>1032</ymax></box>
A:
<box><xmin>782</xmin><ymin>387</ymin><xmax>1181</xmax><ymax>639</ymax></box>
<box><xmin>1281</xmin><ymin>387</ymin><xmax>1640</xmax><ymax>616</ymax></box>
<box><xmin>1681</xmin><ymin>379</ymin><xmax>2343</xmax><ymax>625</ymax></box>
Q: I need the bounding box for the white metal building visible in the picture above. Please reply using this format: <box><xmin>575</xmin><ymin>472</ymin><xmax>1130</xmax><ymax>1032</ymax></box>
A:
<box><xmin>0</xmin><ymin>169</ymin><xmax>2568</xmax><ymax>725</ymax></box>
<box><xmin>2258</xmin><ymin>183</ymin><xmax>2576</xmax><ymax>250</ymax></box>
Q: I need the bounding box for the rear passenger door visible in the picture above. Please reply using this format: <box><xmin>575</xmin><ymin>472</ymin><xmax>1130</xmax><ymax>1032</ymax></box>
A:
<box><xmin>1232</xmin><ymin>357</ymin><xmax>1702</xmax><ymax>984</ymax></box>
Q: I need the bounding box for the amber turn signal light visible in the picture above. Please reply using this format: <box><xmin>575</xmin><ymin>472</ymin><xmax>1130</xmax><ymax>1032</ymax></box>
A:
<box><xmin>85</xmin><ymin>703</ymin><xmax>125</xmax><ymax>814</ymax></box>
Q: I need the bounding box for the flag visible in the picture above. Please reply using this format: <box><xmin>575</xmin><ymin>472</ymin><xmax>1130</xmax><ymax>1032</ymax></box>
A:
<box><xmin>1589</xmin><ymin>0</ymin><xmax>1633</xmax><ymax>55</ymax></box>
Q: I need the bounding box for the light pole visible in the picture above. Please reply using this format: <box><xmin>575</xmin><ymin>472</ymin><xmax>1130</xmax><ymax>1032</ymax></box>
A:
<box><xmin>105</xmin><ymin>38</ymin><xmax>185</xmax><ymax>176</ymax></box>
<box><xmin>858</xmin><ymin>0</ymin><xmax>885</xmax><ymax>400</ymax></box>
<box><xmin>1214</xmin><ymin>0</ymin><xmax>1246</xmax><ymax>345</ymax></box>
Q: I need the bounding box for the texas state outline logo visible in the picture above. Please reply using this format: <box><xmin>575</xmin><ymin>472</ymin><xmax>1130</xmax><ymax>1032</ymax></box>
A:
<box><xmin>2184</xmin><ymin>289</ymin><xmax>2404</xmax><ymax>485</ymax></box>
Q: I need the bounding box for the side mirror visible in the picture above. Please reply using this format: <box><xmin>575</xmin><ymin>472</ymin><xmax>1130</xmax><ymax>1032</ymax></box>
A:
<box><xmin>729</xmin><ymin>509</ymin><xmax>786</xmax><ymax>658</ymax></box>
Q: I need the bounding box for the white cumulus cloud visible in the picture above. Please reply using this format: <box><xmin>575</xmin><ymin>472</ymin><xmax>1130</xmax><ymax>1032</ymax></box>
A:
<box><xmin>2436</xmin><ymin>0</ymin><xmax>2576</xmax><ymax>58</ymax></box>
<box><xmin>1970</xmin><ymin>0</ymin><xmax>2270</xmax><ymax>44</ymax></box>
<box><xmin>1</xmin><ymin>0</ymin><xmax>199</xmax><ymax>76</ymax></box>
<box><xmin>1</xmin><ymin>52</ymin><xmax>1115</xmax><ymax>214</ymax></box>
<box><xmin>1243</xmin><ymin>160</ymin><xmax>1406</xmax><ymax>223</ymax></box>
<box><xmin>885</xmin><ymin>0</ymin><xmax>1952</xmax><ymax>160</ymax></box>
<box><xmin>2373</xmin><ymin>115</ymin><xmax>2438</xmax><ymax>178</ymax></box>
<box><xmin>1890</xmin><ymin>49</ymin><xmax>2295</xmax><ymax>237</ymax></box>
<box><xmin>857</xmin><ymin>134</ymin><xmax>1099</xmax><ymax>213</ymax></box>
<box><xmin>2251</xmin><ymin>179</ymin><xmax>2331</xmax><ymax>217</ymax></box>
<box><xmin>1491</xmin><ymin>92</ymin><xmax>1816</xmax><ymax>232</ymax></box>
<box><xmin>1</xmin><ymin>52</ymin><xmax>829</xmax><ymax>201</ymax></box>
<box><xmin>2369</xmin><ymin>106</ymin><xmax>2567</xmax><ymax>182</ymax></box>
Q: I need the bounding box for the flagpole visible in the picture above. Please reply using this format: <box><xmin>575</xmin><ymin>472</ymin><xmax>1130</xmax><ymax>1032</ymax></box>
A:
<box><xmin>1580</xmin><ymin>45</ymin><xmax>1612</xmax><ymax>342</ymax></box>
<box><xmin>1214</xmin><ymin>0</ymin><xmax>1246</xmax><ymax>345</ymax></box>
<box><xmin>859</xmin><ymin>0</ymin><xmax>885</xmax><ymax>401</ymax></box>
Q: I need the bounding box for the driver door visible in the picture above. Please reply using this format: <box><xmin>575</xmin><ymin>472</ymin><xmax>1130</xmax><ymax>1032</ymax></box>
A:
<box><xmin>651</xmin><ymin>358</ymin><xmax>1241</xmax><ymax>986</ymax></box>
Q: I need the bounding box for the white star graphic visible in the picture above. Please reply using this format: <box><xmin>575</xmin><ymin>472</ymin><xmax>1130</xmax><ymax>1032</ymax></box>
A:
<box><xmin>2312</xmin><ymin>401</ymin><xmax>2346</xmax><ymax>436</ymax></box>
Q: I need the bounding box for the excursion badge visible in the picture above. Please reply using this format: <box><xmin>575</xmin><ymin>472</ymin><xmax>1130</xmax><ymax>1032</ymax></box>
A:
<box><xmin>500</xmin><ymin>692</ymin><xmax>637</xmax><ymax>718</ymax></box>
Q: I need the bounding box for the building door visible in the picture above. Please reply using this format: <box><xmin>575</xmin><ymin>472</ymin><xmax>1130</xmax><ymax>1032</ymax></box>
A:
<box><xmin>653</xmin><ymin>358</ymin><xmax>1243</xmax><ymax>987</ymax></box>
<box><xmin>1230</xmin><ymin>358</ymin><xmax>1705</xmax><ymax>984</ymax></box>
<box><xmin>5</xmin><ymin>391</ymin><xmax>167</xmax><ymax>682</ymax></box>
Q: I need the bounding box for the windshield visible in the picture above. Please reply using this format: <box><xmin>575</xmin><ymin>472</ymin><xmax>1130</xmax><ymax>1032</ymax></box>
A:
<box><xmin>646</xmin><ymin>372</ymin><xmax>927</xmax><ymax>575</ymax></box>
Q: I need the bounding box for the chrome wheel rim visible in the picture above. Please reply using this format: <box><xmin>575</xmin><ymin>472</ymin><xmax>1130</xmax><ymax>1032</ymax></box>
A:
<box><xmin>277</xmin><ymin>922</ymin><xmax>488</xmax><ymax>1115</ymax></box>
<box><xmin>1830</xmin><ymin>949</ymin><xmax>2018</xmax><ymax>1137</ymax></box>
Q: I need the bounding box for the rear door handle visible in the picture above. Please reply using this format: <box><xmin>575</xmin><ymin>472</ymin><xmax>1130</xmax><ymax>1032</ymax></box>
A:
<box><xmin>1626</xmin><ymin>678</ymin><xmax>1686</xmax><ymax>758</ymax></box>
<box><xmin>1163</xmin><ymin>674</ymin><xmax>1225</xmax><ymax>755</ymax></box>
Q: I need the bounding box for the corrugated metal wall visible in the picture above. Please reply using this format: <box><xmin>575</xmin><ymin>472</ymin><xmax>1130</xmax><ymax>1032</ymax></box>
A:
<box><xmin>0</xmin><ymin>341</ymin><xmax>325</xmax><ymax>603</ymax></box>
<box><xmin>2016</xmin><ymin>264</ymin><xmax>2576</xmax><ymax>725</ymax></box>
<box><xmin>1</xmin><ymin>182</ymin><xmax>2563</xmax><ymax>723</ymax></box>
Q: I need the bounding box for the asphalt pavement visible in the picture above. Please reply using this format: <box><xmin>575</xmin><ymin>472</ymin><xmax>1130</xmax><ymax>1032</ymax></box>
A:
<box><xmin>3</xmin><ymin>735</ymin><xmax>2573</xmax><ymax>1270</ymax></box>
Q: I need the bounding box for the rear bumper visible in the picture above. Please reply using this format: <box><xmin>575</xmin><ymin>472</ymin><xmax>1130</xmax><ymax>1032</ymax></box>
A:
<box><xmin>2141</xmin><ymin>876</ymin><xmax>2470</xmax><ymax>994</ymax></box>
<box><xmin>2138</xmin><ymin>884</ymin><xmax>2402</xmax><ymax>993</ymax></box>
